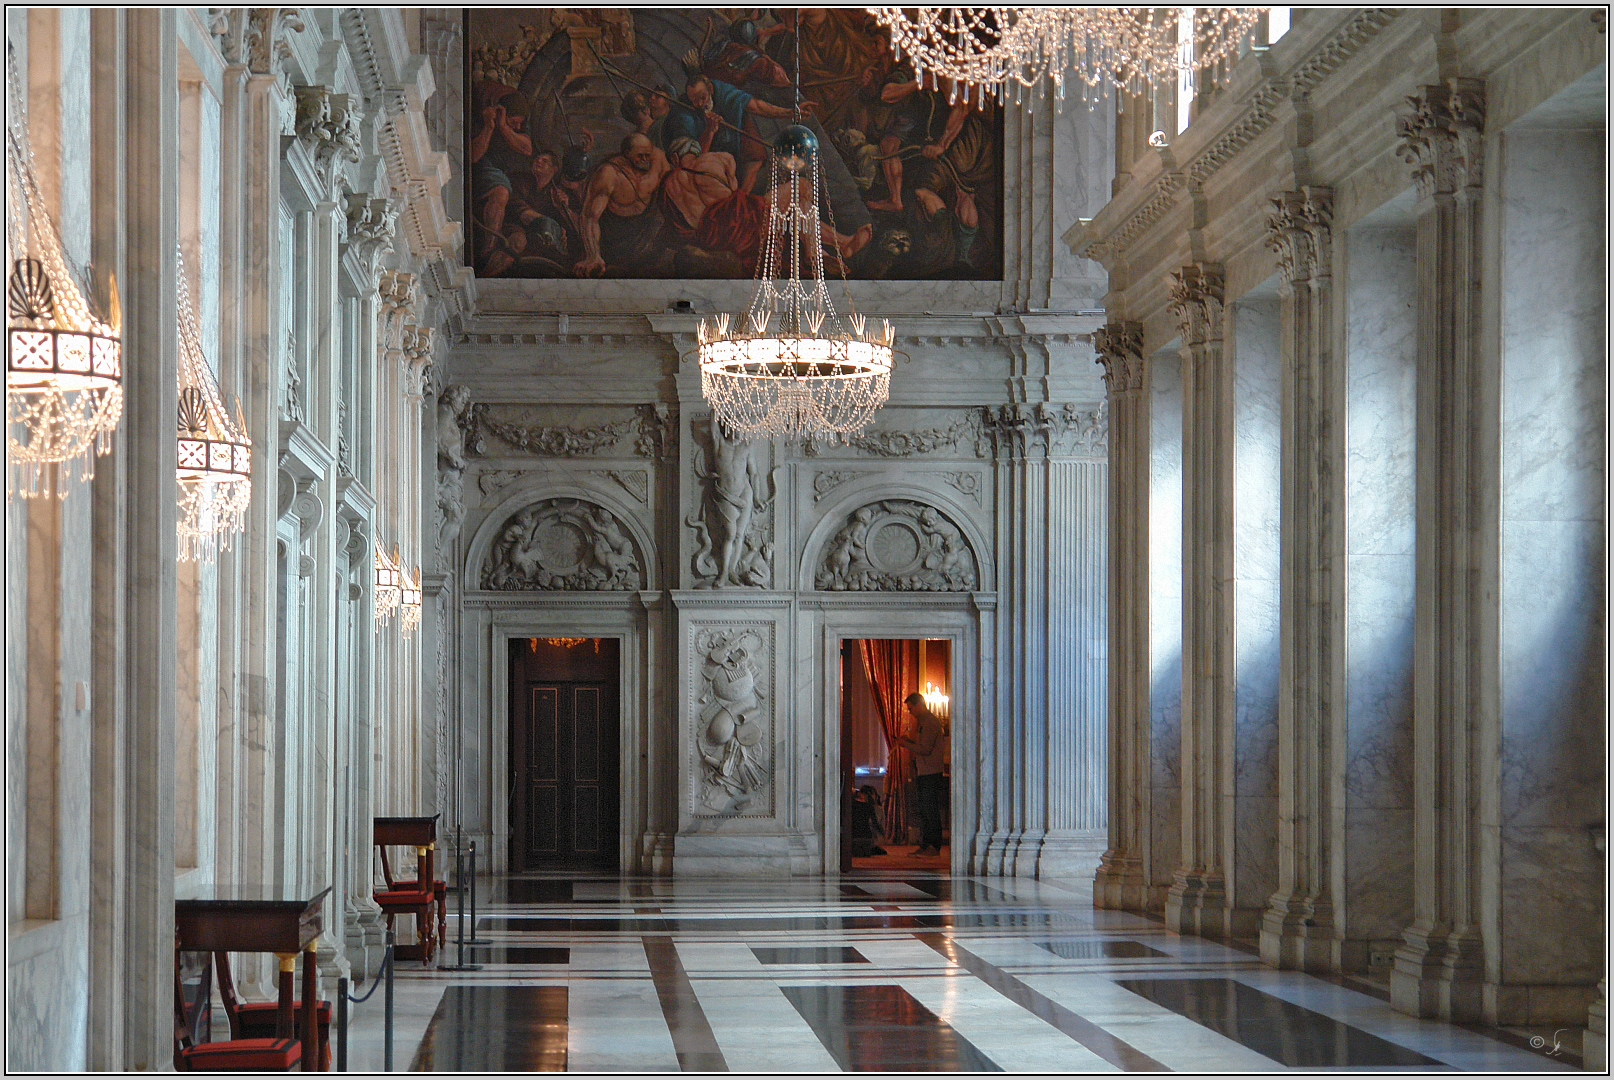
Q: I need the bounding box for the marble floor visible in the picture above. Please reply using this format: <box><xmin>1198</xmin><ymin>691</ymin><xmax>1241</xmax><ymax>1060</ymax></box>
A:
<box><xmin>335</xmin><ymin>869</ymin><xmax>1576</xmax><ymax>1073</ymax></box>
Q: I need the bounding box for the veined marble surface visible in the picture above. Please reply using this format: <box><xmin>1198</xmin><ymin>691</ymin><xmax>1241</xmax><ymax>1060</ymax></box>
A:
<box><xmin>1149</xmin><ymin>349</ymin><xmax>1184</xmax><ymax>896</ymax></box>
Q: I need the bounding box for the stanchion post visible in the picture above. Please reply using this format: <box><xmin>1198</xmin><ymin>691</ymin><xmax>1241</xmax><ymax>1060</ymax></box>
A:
<box><xmin>465</xmin><ymin>839</ymin><xmax>490</xmax><ymax>945</ymax></box>
<box><xmin>336</xmin><ymin>976</ymin><xmax>348</xmax><ymax>1072</ymax></box>
<box><xmin>384</xmin><ymin>929</ymin><xmax>395</xmax><ymax>1072</ymax></box>
<box><xmin>437</xmin><ymin>843</ymin><xmax>482</xmax><ymax>971</ymax></box>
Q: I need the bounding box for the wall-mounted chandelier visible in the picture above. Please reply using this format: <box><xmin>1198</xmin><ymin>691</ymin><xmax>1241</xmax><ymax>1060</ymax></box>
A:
<box><xmin>374</xmin><ymin>541</ymin><xmax>401</xmax><ymax>623</ymax></box>
<box><xmin>696</xmin><ymin>31</ymin><xmax>894</xmax><ymax>442</ymax></box>
<box><xmin>399</xmin><ymin>563</ymin><xmax>422</xmax><ymax>637</ymax></box>
<box><xmin>175</xmin><ymin>249</ymin><xmax>251</xmax><ymax>561</ymax></box>
<box><xmin>867</xmin><ymin>7</ymin><xmax>1265</xmax><ymax>105</ymax></box>
<box><xmin>6</xmin><ymin>49</ymin><xmax>122</xmax><ymax>499</ymax></box>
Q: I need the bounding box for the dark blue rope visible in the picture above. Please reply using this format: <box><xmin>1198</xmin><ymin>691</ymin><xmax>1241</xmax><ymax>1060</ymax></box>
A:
<box><xmin>345</xmin><ymin>946</ymin><xmax>393</xmax><ymax>1003</ymax></box>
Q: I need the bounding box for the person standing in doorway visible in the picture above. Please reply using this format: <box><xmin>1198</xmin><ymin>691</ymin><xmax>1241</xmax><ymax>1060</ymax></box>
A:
<box><xmin>899</xmin><ymin>692</ymin><xmax>947</xmax><ymax>856</ymax></box>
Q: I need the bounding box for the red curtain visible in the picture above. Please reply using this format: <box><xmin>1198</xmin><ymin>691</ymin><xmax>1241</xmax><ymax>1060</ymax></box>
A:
<box><xmin>859</xmin><ymin>639</ymin><xmax>918</xmax><ymax>843</ymax></box>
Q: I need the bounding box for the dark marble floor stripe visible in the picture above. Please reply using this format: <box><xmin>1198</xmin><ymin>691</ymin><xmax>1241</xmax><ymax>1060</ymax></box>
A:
<box><xmin>643</xmin><ymin>937</ymin><xmax>728</xmax><ymax>1072</ymax></box>
<box><xmin>463</xmin><ymin>945</ymin><xmax>570</xmax><ymax>964</ymax></box>
<box><xmin>1037</xmin><ymin>939</ymin><xmax>1169</xmax><ymax>960</ymax></box>
<box><xmin>914</xmin><ymin>933</ymin><xmax>1168</xmax><ymax>1071</ymax></box>
<box><xmin>480</xmin><ymin>914</ymin><xmax>934</xmax><ymax>933</ymax></box>
<box><xmin>1114</xmin><ymin>978</ymin><xmax>1444</xmax><ymax>1069</ymax></box>
<box><xmin>408</xmin><ymin>985</ymin><xmax>568</xmax><ymax>1072</ymax></box>
<box><xmin>752</xmin><ymin>946</ymin><xmax>869</xmax><ymax>965</ymax></box>
<box><xmin>780</xmin><ymin>983</ymin><xmax>1002</xmax><ymax>1072</ymax></box>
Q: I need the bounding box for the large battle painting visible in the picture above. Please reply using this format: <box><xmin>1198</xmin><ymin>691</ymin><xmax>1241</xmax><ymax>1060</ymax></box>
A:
<box><xmin>465</xmin><ymin>9</ymin><xmax>1003</xmax><ymax>281</ymax></box>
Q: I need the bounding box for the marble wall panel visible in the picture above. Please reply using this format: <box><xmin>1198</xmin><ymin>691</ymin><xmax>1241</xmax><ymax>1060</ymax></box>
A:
<box><xmin>1149</xmin><ymin>349</ymin><xmax>1184</xmax><ymax>896</ymax></box>
<box><xmin>1497</xmin><ymin>125</ymin><xmax>1605</xmax><ymax>986</ymax></box>
<box><xmin>1230</xmin><ymin>300</ymin><xmax>1281</xmax><ymax>912</ymax></box>
<box><xmin>1342</xmin><ymin>224</ymin><xmax>1417</xmax><ymax>945</ymax></box>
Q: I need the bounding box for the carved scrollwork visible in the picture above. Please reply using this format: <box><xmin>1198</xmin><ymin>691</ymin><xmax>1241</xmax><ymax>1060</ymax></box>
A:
<box><xmin>209</xmin><ymin>7</ymin><xmax>304</xmax><ymax>76</ymax></box>
<box><xmin>816</xmin><ymin>499</ymin><xmax>978</xmax><ymax>591</ymax></box>
<box><xmin>693</xmin><ymin>626</ymin><xmax>771</xmax><ymax>813</ymax></box>
<box><xmin>806</xmin><ymin>412</ymin><xmax>984</xmax><ymax>458</ymax></box>
<box><xmin>481</xmin><ymin>498</ymin><xmax>643</xmax><ymax>591</ymax></box>
<box><xmin>813</xmin><ymin>470</ymin><xmax>857</xmax><ymax>501</ymax></box>
<box><xmin>469</xmin><ymin>404</ymin><xmax>635</xmax><ymax>458</ymax></box>
<box><xmin>344</xmin><ymin>193</ymin><xmax>398</xmax><ymax>285</ymax></box>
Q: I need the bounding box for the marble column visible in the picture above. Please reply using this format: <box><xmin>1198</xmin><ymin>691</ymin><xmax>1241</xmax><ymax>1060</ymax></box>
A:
<box><xmin>120</xmin><ymin>9</ymin><xmax>179</xmax><ymax>1068</ymax></box>
<box><xmin>1390</xmin><ymin>79</ymin><xmax>1489</xmax><ymax>1022</ymax></box>
<box><xmin>1262</xmin><ymin>188</ymin><xmax>1344</xmax><ymax>969</ymax></box>
<box><xmin>1165</xmin><ymin>264</ymin><xmax>1235</xmax><ymax>937</ymax></box>
<box><xmin>1092</xmin><ymin>323</ymin><xmax>1150</xmax><ymax>910</ymax></box>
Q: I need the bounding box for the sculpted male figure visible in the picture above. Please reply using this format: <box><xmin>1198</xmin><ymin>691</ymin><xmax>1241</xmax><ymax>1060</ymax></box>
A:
<box><xmin>573</xmin><ymin>133</ymin><xmax>673</xmax><ymax>276</ymax></box>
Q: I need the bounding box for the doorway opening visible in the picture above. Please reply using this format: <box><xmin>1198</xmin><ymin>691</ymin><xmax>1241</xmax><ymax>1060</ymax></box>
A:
<box><xmin>840</xmin><ymin>638</ymin><xmax>951</xmax><ymax>871</ymax></box>
<box><xmin>507</xmin><ymin>636</ymin><xmax>620</xmax><ymax>872</ymax></box>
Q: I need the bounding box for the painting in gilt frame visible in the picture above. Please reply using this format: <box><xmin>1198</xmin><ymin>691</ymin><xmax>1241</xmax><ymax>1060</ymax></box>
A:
<box><xmin>464</xmin><ymin>8</ymin><xmax>1004</xmax><ymax>281</ymax></box>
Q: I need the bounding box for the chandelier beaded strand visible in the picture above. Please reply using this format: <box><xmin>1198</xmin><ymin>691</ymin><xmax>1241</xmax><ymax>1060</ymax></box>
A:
<box><xmin>868</xmin><ymin>7</ymin><xmax>1265</xmax><ymax>106</ymax></box>
<box><xmin>696</xmin><ymin>12</ymin><xmax>895</xmax><ymax>442</ymax></box>
<box><xmin>5</xmin><ymin>44</ymin><xmax>123</xmax><ymax>499</ymax></box>
<box><xmin>175</xmin><ymin>247</ymin><xmax>252</xmax><ymax>562</ymax></box>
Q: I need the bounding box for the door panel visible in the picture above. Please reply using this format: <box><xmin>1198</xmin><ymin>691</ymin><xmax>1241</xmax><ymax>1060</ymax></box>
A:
<box><xmin>511</xmin><ymin>668</ymin><xmax>619</xmax><ymax>870</ymax></box>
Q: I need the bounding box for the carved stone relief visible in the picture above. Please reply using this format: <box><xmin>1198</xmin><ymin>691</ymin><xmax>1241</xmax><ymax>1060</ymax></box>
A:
<box><xmin>692</xmin><ymin>626</ymin><xmax>771</xmax><ymax>814</ymax></box>
<box><xmin>813</xmin><ymin>470</ymin><xmax>857</xmax><ymax>501</ymax></box>
<box><xmin>816</xmin><ymin>499</ymin><xmax>978</xmax><ymax>591</ymax></box>
<box><xmin>208</xmin><ymin>7</ymin><xmax>304</xmax><ymax>77</ymax></box>
<box><xmin>804</xmin><ymin>412</ymin><xmax>985</xmax><ymax>458</ymax></box>
<box><xmin>344</xmin><ymin>193</ymin><xmax>398</xmax><ymax>284</ymax></box>
<box><xmin>469</xmin><ymin>405</ymin><xmax>635</xmax><ymax>458</ymax></box>
<box><xmin>481</xmin><ymin>498</ymin><xmax>643</xmax><ymax>591</ymax></box>
<box><xmin>294</xmin><ymin>85</ymin><xmax>363</xmax><ymax>177</ymax></box>
<box><xmin>434</xmin><ymin>384</ymin><xmax>475</xmax><ymax>569</ymax></box>
<box><xmin>1395</xmin><ymin>80</ymin><xmax>1485</xmax><ymax>199</ymax></box>
<box><xmin>981</xmin><ymin>401</ymin><xmax>1108</xmax><ymax>458</ymax></box>
<box><xmin>687</xmin><ymin>420</ymin><xmax>772</xmax><ymax>588</ymax></box>
<box><xmin>1093</xmin><ymin>322</ymin><xmax>1145</xmax><ymax>396</ymax></box>
<box><xmin>603</xmin><ymin>469</ymin><xmax>648</xmax><ymax>503</ymax></box>
<box><xmin>940</xmin><ymin>470</ymin><xmax>983</xmax><ymax>507</ymax></box>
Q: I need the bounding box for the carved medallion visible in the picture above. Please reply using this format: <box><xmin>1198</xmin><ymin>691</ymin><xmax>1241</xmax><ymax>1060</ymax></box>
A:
<box><xmin>481</xmin><ymin>498</ymin><xmax>643</xmax><ymax>591</ymax></box>
<box><xmin>816</xmin><ymin>499</ymin><xmax>978</xmax><ymax>591</ymax></box>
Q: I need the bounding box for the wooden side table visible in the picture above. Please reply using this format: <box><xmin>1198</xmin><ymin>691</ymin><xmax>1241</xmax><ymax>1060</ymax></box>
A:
<box><xmin>175</xmin><ymin>885</ymin><xmax>332</xmax><ymax>1072</ymax></box>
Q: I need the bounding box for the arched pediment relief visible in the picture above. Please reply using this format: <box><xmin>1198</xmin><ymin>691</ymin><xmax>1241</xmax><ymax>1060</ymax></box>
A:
<box><xmin>815</xmin><ymin>500</ymin><xmax>979</xmax><ymax>592</ymax></box>
<box><xmin>481</xmin><ymin>499</ymin><xmax>643</xmax><ymax>591</ymax></box>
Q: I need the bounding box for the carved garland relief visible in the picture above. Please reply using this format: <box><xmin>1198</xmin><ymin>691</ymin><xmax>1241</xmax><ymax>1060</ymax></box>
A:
<box><xmin>481</xmin><ymin>498</ymin><xmax>643</xmax><ymax>591</ymax></box>
<box><xmin>816</xmin><ymin>499</ymin><xmax>979</xmax><ymax>592</ymax></box>
<box><xmin>691</xmin><ymin>625</ymin><xmax>772</xmax><ymax>815</ymax></box>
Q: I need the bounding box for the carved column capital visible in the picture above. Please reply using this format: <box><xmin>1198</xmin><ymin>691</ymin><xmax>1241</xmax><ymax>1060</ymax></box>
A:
<box><xmin>1168</xmin><ymin>263</ymin><xmax>1226</xmax><ymax>349</ymax></box>
<box><xmin>294</xmin><ymin>84</ymin><xmax>363</xmax><ymax>179</ymax></box>
<box><xmin>209</xmin><ymin>7</ymin><xmax>304</xmax><ymax>76</ymax></box>
<box><xmin>1093</xmin><ymin>321</ymin><xmax>1146</xmax><ymax>396</ymax></box>
<box><xmin>400</xmin><ymin>324</ymin><xmax>435</xmax><ymax>399</ymax></box>
<box><xmin>343</xmin><ymin>192</ymin><xmax>398</xmax><ymax>290</ymax></box>
<box><xmin>1395</xmin><ymin>79</ymin><xmax>1486</xmax><ymax>200</ymax></box>
<box><xmin>1266</xmin><ymin>187</ymin><xmax>1334</xmax><ymax>290</ymax></box>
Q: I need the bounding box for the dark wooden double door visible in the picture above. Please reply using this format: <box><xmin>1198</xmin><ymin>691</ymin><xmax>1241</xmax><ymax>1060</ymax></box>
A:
<box><xmin>509</xmin><ymin>639</ymin><xmax>620</xmax><ymax>871</ymax></box>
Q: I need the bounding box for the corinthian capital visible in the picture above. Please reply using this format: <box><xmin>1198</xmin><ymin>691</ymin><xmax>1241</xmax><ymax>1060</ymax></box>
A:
<box><xmin>1092</xmin><ymin>321</ymin><xmax>1145</xmax><ymax>395</ymax></box>
<box><xmin>1395</xmin><ymin>79</ymin><xmax>1486</xmax><ymax>200</ymax></box>
<box><xmin>1266</xmin><ymin>187</ymin><xmax>1334</xmax><ymax>290</ymax></box>
<box><xmin>1168</xmin><ymin>264</ymin><xmax>1225</xmax><ymax>349</ymax></box>
<box><xmin>209</xmin><ymin>7</ymin><xmax>304</xmax><ymax>76</ymax></box>
<box><xmin>294</xmin><ymin>85</ymin><xmax>363</xmax><ymax>177</ymax></box>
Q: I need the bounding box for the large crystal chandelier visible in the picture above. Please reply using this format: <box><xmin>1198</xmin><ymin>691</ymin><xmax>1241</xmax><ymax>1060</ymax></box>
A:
<box><xmin>697</xmin><ymin>31</ymin><xmax>894</xmax><ymax>441</ymax></box>
<box><xmin>868</xmin><ymin>7</ymin><xmax>1265</xmax><ymax>105</ymax></box>
<box><xmin>6</xmin><ymin>48</ymin><xmax>122</xmax><ymax>498</ymax></box>
<box><xmin>175</xmin><ymin>249</ymin><xmax>252</xmax><ymax>561</ymax></box>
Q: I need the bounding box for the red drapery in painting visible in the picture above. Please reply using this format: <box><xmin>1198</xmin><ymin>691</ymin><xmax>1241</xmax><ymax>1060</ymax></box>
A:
<box><xmin>859</xmin><ymin>639</ymin><xmax>918</xmax><ymax>843</ymax></box>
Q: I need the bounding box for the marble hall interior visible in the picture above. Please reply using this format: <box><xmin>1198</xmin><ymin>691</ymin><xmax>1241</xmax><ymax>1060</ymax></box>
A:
<box><xmin>5</xmin><ymin>7</ymin><xmax>1605</xmax><ymax>1074</ymax></box>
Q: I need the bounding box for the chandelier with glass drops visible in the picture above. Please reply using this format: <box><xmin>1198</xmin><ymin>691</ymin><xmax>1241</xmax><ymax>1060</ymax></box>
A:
<box><xmin>696</xmin><ymin>80</ymin><xmax>894</xmax><ymax>439</ymax></box>
<box><xmin>6</xmin><ymin>47</ymin><xmax>123</xmax><ymax>499</ymax></box>
<box><xmin>399</xmin><ymin>563</ymin><xmax>422</xmax><ymax>637</ymax></box>
<box><xmin>175</xmin><ymin>248</ymin><xmax>252</xmax><ymax>562</ymax></box>
<box><xmin>867</xmin><ymin>7</ymin><xmax>1265</xmax><ymax>106</ymax></box>
<box><xmin>375</xmin><ymin>541</ymin><xmax>402</xmax><ymax>623</ymax></box>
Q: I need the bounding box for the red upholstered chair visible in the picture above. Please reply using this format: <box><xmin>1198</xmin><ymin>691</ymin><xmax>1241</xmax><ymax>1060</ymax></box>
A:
<box><xmin>214</xmin><ymin>952</ymin><xmax>331</xmax><ymax>1070</ymax></box>
<box><xmin>374</xmin><ymin>845</ymin><xmax>436</xmax><ymax>963</ymax></box>
<box><xmin>174</xmin><ymin>964</ymin><xmax>302</xmax><ymax>1072</ymax></box>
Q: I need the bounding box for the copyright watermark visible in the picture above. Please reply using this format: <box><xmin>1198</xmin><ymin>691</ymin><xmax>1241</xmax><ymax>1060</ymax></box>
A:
<box><xmin>1528</xmin><ymin>1029</ymin><xmax>1571</xmax><ymax>1056</ymax></box>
